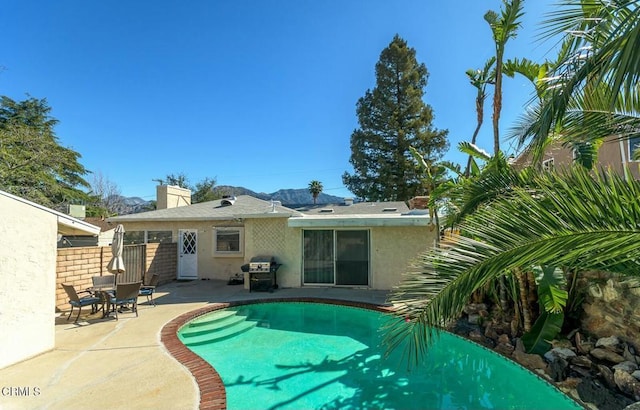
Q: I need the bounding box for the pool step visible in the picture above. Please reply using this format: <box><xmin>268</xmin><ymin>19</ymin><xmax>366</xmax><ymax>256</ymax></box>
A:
<box><xmin>186</xmin><ymin>309</ymin><xmax>243</xmax><ymax>327</ymax></box>
<box><xmin>181</xmin><ymin>320</ymin><xmax>257</xmax><ymax>346</ymax></box>
<box><xmin>181</xmin><ymin>315</ymin><xmax>248</xmax><ymax>338</ymax></box>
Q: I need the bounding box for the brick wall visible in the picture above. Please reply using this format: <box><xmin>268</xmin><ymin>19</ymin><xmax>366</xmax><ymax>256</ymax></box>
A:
<box><xmin>56</xmin><ymin>243</ymin><xmax>177</xmax><ymax>311</ymax></box>
<box><xmin>146</xmin><ymin>242</ymin><xmax>178</xmax><ymax>285</ymax></box>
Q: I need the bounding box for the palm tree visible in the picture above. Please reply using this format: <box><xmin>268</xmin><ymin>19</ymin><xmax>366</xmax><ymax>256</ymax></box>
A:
<box><xmin>465</xmin><ymin>57</ymin><xmax>495</xmax><ymax>177</ymax></box>
<box><xmin>385</xmin><ymin>166</ymin><xmax>640</xmax><ymax>364</ymax></box>
<box><xmin>484</xmin><ymin>0</ymin><xmax>524</xmax><ymax>155</ymax></box>
<box><xmin>308</xmin><ymin>180</ymin><xmax>323</xmax><ymax>204</ymax></box>
<box><xmin>514</xmin><ymin>0</ymin><xmax>640</xmax><ymax>164</ymax></box>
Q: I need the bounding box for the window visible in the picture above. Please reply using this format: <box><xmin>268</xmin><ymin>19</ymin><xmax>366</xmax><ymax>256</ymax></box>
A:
<box><xmin>629</xmin><ymin>136</ymin><xmax>640</xmax><ymax>162</ymax></box>
<box><xmin>542</xmin><ymin>158</ymin><xmax>555</xmax><ymax>171</ymax></box>
<box><xmin>124</xmin><ymin>231</ymin><xmax>145</xmax><ymax>245</ymax></box>
<box><xmin>123</xmin><ymin>230</ymin><xmax>173</xmax><ymax>245</ymax></box>
<box><xmin>214</xmin><ymin>227</ymin><xmax>244</xmax><ymax>256</ymax></box>
<box><xmin>147</xmin><ymin>230</ymin><xmax>172</xmax><ymax>244</ymax></box>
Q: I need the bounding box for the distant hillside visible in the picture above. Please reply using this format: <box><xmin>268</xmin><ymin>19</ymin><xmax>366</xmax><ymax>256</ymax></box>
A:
<box><xmin>114</xmin><ymin>186</ymin><xmax>347</xmax><ymax>215</ymax></box>
<box><xmin>214</xmin><ymin>185</ymin><xmax>345</xmax><ymax>205</ymax></box>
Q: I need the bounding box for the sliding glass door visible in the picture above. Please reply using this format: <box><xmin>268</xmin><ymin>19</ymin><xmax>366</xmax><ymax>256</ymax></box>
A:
<box><xmin>303</xmin><ymin>229</ymin><xmax>369</xmax><ymax>286</ymax></box>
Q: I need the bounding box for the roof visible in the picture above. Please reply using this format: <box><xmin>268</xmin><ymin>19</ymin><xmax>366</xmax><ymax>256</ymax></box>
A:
<box><xmin>84</xmin><ymin>217</ymin><xmax>116</xmax><ymax>232</ymax></box>
<box><xmin>288</xmin><ymin>201</ymin><xmax>432</xmax><ymax>228</ymax></box>
<box><xmin>292</xmin><ymin>201</ymin><xmax>411</xmax><ymax>215</ymax></box>
<box><xmin>0</xmin><ymin>190</ymin><xmax>101</xmax><ymax>236</ymax></box>
<box><xmin>108</xmin><ymin>195</ymin><xmax>302</xmax><ymax>222</ymax></box>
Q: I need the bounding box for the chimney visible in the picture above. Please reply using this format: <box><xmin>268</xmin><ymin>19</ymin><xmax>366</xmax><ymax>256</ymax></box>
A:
<box><xmin>409</xmin><ymin>196</ymin><xmax>429</xmax><ymax>210</ymax></box>
<box><xmin>344</xmin><ymin>197</ymin><xmax>354</xmax><ymax>206</ymax></box>
<box><xmin>156</xmin><ymin>185</ymin><xmax>191</xmax><ymax>210</ymax></box>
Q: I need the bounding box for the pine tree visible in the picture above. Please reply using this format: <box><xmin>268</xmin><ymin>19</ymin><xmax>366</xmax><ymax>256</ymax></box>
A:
<box><xmin>342</xmin><ymin>35</ymin><xmax>449</xmax><ymax>201</ymax></box>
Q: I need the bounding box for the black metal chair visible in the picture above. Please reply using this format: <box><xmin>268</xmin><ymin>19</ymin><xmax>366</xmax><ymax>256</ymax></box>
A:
<box><xmin>62</xmin><ymin>283</ymin><xmax>101</xmax><ymax>323</ymax></box>
<box><xmin>109</xmin><ymin>282</ymin><xmax>142</xmax><ymax>320</ymax></box>
<box><xmin>139</xmin><ymin>273</ymin><xmax>159</xmax><ymax>306</ymax></box>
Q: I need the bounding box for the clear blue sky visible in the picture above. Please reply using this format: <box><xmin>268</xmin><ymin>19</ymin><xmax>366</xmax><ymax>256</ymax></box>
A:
<box><xmin>2</xmin><ymin>0</ymin><xmax>559</xmax><ymax>201</ymax></box>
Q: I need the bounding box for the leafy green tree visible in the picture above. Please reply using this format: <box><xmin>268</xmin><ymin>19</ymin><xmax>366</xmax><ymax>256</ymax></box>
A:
<box><xmin>484</xmin><ymin>0</ymin><xmax>524</xmax><ymax>155</ymax></box>
<box><xmin>308</xmin><ymin>180</ymin><xmax>323</xmax><ymax>204</ymax></box>
<box><xmin>0</xmin><ymin>96</ymin><xmax>90</xmax><ymax>207</ymax></box>
<box><xmin>343</xmin><ymin>35</ymin><xmax>449</xmax><ymax>201</ymax></box>
<box><xmin>159</xmin><ymin>173</ymin><xmax>221</xmax><ymax>204</ymax></box>
<box><xmin>192</xmin><ymin>177</ymin><xmax>221</xmax><ymax>203</ymax></box>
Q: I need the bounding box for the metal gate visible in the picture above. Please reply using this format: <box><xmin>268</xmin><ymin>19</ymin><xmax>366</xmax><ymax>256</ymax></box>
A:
<box><xmin>120</xmin><ymin>244</ymin><xmax>146</xmax><ymax>283</ymax></box>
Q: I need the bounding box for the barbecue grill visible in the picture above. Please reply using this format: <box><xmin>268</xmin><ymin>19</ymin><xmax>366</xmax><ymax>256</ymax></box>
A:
<box><xmin>242</xmin><ymin>255</ymin><xmax>281</xmax><ymax>292</ymax></box>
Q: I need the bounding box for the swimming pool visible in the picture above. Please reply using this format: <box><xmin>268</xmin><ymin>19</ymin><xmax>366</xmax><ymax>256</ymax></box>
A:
<box><xmin>178</xmin><ymin>301</ymin><xmax>581</xmax><ymax>409</ymax></box>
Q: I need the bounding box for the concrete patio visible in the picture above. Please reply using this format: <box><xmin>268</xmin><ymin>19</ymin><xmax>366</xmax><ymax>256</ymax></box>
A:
<box><xmin>0</xmin><ymin>280</ymin><xmax>390</xmax><ymax>410</ymax></box>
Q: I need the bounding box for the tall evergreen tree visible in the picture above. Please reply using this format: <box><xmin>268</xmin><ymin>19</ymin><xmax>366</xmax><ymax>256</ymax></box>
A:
<box><xmin>342</xmin><ymin>35</ymin><xmax>449</xmax><ymax>201</ymax></box>
<box><xmin>0</xmin><ymin>96</ymin><xmax>90</xmax><ymax>208</ymax></box>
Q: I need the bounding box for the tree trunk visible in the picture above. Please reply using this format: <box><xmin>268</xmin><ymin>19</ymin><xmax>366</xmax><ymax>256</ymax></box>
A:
<box><xmin>515</xmin><ymin>268</ymin><xmax>532</xmax><ymax>332</ymax></box>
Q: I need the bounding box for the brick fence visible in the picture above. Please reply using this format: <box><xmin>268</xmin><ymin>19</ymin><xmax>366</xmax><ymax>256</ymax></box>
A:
<box><xmin>55</xmin><ymin>243</ymin><xmax>177</xmax><ymax>311</ymax></box>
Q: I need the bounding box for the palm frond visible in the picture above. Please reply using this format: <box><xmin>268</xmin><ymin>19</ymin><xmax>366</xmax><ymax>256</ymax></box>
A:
<box><xmin>385</xmin><ymin>166</ymin><xmax>640</xmax><ymax>365</ymax></box>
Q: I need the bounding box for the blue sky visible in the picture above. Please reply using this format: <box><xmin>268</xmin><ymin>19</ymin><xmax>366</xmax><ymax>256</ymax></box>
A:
<box><xmin>2</xmin><ymin>0</ymin><xmax>559</xmax><ymax>200</ymax></box>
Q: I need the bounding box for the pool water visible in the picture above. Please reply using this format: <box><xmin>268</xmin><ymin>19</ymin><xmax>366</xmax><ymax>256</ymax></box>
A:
<box><xmin>178</xmin><ymin>302</ymin><xmax>581</xmax><ymax>410</ymax></box>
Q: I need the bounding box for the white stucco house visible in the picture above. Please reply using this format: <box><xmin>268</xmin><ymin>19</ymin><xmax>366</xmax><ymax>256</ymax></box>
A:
<box><xmin>0</xmin><ymin>190</ymin><xmax>100</xmax><ymax>369</ymax></box>
<box><xmin>108</xmin><ymin>185</ymin><xmax>437</xmax><ymax>291</ymax></box>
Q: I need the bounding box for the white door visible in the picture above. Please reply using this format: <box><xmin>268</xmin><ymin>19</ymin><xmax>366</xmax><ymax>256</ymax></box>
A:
<box><xmin>178</xmin><ymin>230</ymin><xmax>198</xmax><ymax>279</ymax></box>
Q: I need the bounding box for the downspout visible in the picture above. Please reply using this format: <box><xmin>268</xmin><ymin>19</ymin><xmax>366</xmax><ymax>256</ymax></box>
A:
<box><xmin>619</xmin><ymin>137</ymin><xmax>628</xmax><ymax>181</ymax></box>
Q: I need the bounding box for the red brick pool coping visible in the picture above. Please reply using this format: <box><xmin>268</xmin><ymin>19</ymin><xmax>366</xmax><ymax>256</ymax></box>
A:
<box><xmin>160</xmin><ymin>298</ymin><xmax>394</xmax><ymax>410</ymax></box>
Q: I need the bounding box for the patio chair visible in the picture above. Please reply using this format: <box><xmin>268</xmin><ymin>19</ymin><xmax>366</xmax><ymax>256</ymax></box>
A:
<box><xmin>91</xmin><ymin>274</ymin><xmax>116</xmax><ymax>290</ymax></box>
<box><xmin>109</xmin><ymin>281</ymin><xmax>142</xmax><ymax>320</ymax></box>
<box><xmin>62</xmin><ymin>283</ymin><xmax>101</xmax><ymax>323</ymax></box>
<box><xmin>139</xmin><ymin>273</ymin><xmax>159</xmax><ymax>306</ymax></box>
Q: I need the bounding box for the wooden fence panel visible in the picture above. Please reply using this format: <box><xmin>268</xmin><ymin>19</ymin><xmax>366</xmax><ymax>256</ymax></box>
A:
<box><xmin>120</xmin><ymin>244</ymin><xmax>146</xmax><ymax>283</ymax></box>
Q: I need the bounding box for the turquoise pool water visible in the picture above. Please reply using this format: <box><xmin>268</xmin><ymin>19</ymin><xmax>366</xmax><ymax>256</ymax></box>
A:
<box><xmin>178</xmin><ymin>302</ymin><xmax>581</xmax><ymax>410</ymax></box>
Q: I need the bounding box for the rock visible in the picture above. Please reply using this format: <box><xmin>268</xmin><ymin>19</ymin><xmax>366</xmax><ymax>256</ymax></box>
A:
<box><xmin>615</xmin><ymin>369</ymin><xmax>640</xmax><ymax>401</ymax></box>
<box><xmin>597</xmin><ymin>336</ymin><xmax>622</xmax><ymax>350</ymax></box>
<box><xmin>577</xmin><ymin>377</ymin><xmax>635</xmax><ymax>410</ymax></box>
<box><xmin>545</xmin><ymin>347</ymin><xmax>577</xmax><ymax>362</ymax></box>
<box><xmin>623</xmin><ymin>401</ymin><xmax>640</xmax><ymax>410</ymax></box>
<box><xmin>633</xmin><ymin>371</ymin><xmax>640</xmax><ymax>381</ymax></box>
<box><xmin>549</xmin><ymin>357</ymin><xmax>569</xmax><ymax>382</ymax></box>
<box><xmin>614</xmin><ymin>361</ymin><xmax>640</xmax><ymax>374</ymax></box>
<box><xmin>570</xmin><ymin>355</ymin><xmax>593</xmax><ymax>369</ymax></box>
<box><xmin>598</xmin><ymin>364</ymin><xmax>617</xmax><ymax>390</ymax></box>
<box><xmin>591</xmin><ymin>348</ymin><xmax>626</xmax><ymax>364</ymax></box>
<box><xmin>497</xmin><ymin>334</ymin><xmax>510</xmax><ymax>344</ymax></box>
<box><xmin>603</xmin><ymin>279</ymin><xmax>619</xmax><ymax>302</ymax></box>
<box><xmin>515</xmin><ymin>338</ymin><xmax>526</xmax><ymax>353</ymax></box>
<box><xmin>463</xmin><ymin>303</ymin><xmax>487</xmax><ymax>315</ymax></box>
<box><xmin>624</xmin><ymin>345</ymin><xmax>640</xmax><ymax>364</ymax></box>
<box><xmin>552</xmin><ymin>339</ymin><xmax>575</xmax><ymax>350</ymax></box>
<box><xmin>495</xmin><ymin>342</ymin><xmax>515</xmax><ymax>356</ymax></box>
<box><xmin>468</xmin><ymin>313</ymin><xmax>480</xmax><ymax>325</ymax></box>
<box><xmin>468</xmin><ymin>329</ymin><xmax>494</xmax><ymax>348</ymax></box>
<box><xmin>513</xmin><ymin>349</ymin><xmax>547</xmax><ymax>372</ymax></box>
<box><xmin>484</xmin><ymin>326</ymin><xmax>499</xmax><ymax>340</ymax></box>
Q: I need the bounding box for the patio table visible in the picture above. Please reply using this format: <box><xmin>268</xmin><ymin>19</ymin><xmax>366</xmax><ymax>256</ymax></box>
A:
<box><xmin>86</xmin><ymin>287</ymin><xmax>115</xmax><ymax>318</ymax></box>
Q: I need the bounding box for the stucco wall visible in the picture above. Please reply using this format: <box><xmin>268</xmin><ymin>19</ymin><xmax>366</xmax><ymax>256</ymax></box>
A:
<box><xmin>513</xmin><ymin>136</ymin><xmax>640</xmax><ymax>181</ymax></box>
<box><xmin>118</xmin><ymin>218</ymin><xmax>437</xmax><ymax>291</ymax></box>
<box><xmin>284</xmin><ymin>224</ymin><xmax>437</xmax><ymax>290</ymax></box>
<box><xmin>245</xmin><ymin>217</ymin><xmax>298</xmax><ymax>288</ymax></box>
<box><xmin>120</xmin><ymin>220</ymin><xmax>247</xmax><ymax>281</ymax></box>
<box><xmin>0</xmin><ymin>195</ymin><xmax>57</xmax><ymax>369</ymax></box>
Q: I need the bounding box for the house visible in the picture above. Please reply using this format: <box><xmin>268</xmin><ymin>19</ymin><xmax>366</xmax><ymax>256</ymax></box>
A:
<box><xmin>108</xmin><ymin>185</ymin><xmax>437</xmax><ymax>290</ymax></box>
<box><xmin>511</xmin><ymin>134</ymin><xmax>640</xmax><ymax>179</ymax></box>
<box><xmin>0</xmin><ymin>190</ymin><xmax>100</xmax><ymax>369</ymax></box>
<box><xmin>58</xmin><ymin>217</ymin><xmax>116</xmax><ymax>248</ymax></box>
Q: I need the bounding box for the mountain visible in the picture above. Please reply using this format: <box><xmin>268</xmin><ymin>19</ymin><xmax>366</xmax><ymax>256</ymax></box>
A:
<box><xmin>115</xmin><ymin>186</ymin><xmax>347</xmax><ymax>215</ymax></box>
<box><xmin>213</xmin><ymin>185</ymin><xmax>346</xmax><ymax>206</ymax></box>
